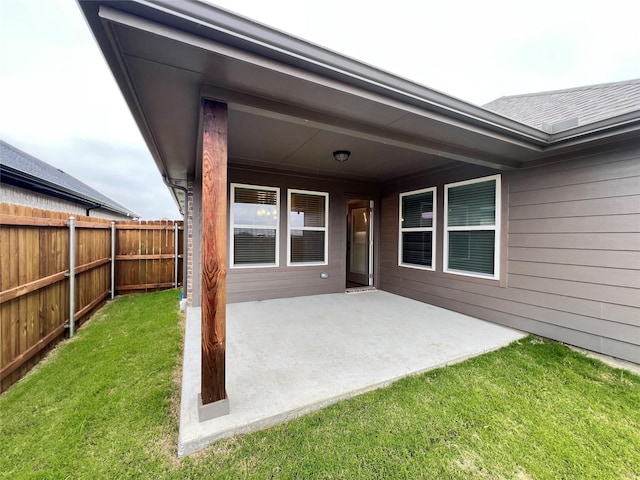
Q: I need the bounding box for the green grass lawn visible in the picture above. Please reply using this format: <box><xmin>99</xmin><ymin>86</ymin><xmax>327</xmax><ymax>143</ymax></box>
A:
<box><xmin>1</xmin><ymin>290</ymin><xmax>639</xmax><ymax>479</ymax></box>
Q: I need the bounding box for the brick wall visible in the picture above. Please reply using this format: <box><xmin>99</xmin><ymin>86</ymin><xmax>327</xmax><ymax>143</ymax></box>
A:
<box><xmin>186</xmin><ymin>180</ymin><xmax>194</xmax><ymax>306</ymax></box>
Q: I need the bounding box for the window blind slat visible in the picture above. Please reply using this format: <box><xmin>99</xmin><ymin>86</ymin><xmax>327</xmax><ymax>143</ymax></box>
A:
<box><xmin>234</xmin><ymin>187</ymin><xmax>278</xmax><ymax>227</ymax></box>
<box><xmin>231</xmin><ymin>185</ymin><xmax>279</xmax><ymax>266</ymax></box>
<box><xmin>233</xmin><ymin>228</ymin><xmax>276</xmax><ymax>264</ymax></box>
<box><xmin>402</xmin><ymin>231</ymin><xmax>433</xmax><ymax>267</ymax></box>
<box><xmin>402</xmin><ymin>191</ymin><xmax>433</xmax><ymax>228</ymax></box>
<box><xmin>289</xmin><ymin>191</ymin><xmax>328</xmax><ymax>264</ymax></box>
<box><xmin>445</xmin><ymin>177</ymin><xmax>498</xmax><ymax>277</ymax></box>
<box><xmin>290</xmin><ymin>230</ymin><xmax>325</xmax><ymax>263</ymax></box>
<box><xmin>400</xmin><ymin>188</ymin><xmax>435</xmax><ymax>269</ymax></box>
<box><xmin>448</xmin><ymin>231</ymin><xmax>494</xmax><ymax>275</ymax></box>
<box><xmin>289</xmin><ymin>194</ymin><xmax>325</xmax><ymax>228</ymax></box>
<box><xmin>447</xmin><ymin>180</ymin><xmax>495</xmax><ymax>227</ymax></box>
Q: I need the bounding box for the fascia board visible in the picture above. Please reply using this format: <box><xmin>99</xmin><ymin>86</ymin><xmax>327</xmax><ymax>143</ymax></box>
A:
<box><xmin>0</xmin><ymin>165</ymin><xmax>137</xmax><ymax>217</ymax></box>
<box><xmin>97</xmin><ymin>0</ymin><xmax>550</xmax><ymax>145</ymax></box>
<box><xmin>81</xmin><ymin>0</ymin><xmax>640</xmax><ymax>163</ymax></box>
<box><xmin>547</xmin><ymin>110</ymin><xmax>640</xmax><ymax>145</ymax></box>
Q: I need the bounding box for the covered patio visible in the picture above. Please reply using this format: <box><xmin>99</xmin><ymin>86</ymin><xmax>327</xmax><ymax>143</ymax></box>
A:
<box><xmin>78</xmin><ymin>0</ymin><xmax>640</xmax><ymax>459</ymax></box>
<box><xmin>178</xmin><ymin>291</ymin><xmax>524</xmax><ymax>456</ymax></box>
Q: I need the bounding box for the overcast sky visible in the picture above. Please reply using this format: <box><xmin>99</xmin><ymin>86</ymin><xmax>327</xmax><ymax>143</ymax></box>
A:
<box><xmin>1</xmin><ymin>0</ymin><xmax>639</xmax><ymax>219</ymax></box>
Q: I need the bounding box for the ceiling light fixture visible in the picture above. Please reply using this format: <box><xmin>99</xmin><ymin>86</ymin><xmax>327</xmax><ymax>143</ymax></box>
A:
<box><xmin>333</xmin><ymin>150</ymin><xmax>351</xmax><ymax>162</ymax></box>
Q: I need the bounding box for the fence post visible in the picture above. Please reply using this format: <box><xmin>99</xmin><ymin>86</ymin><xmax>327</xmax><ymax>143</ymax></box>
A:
<box><xmin>174</xmin><ymin>222</ymin><xmax>179</xmax><ymax>289</ymax></box>
<box><xmin>68</xmin><ymin>216</ymin><xmax>76</xmax><ymax>337</ymax></box>
<box><xmin>111</xmin><ymin>222</ymin><xmax>116</xmax><ymax>299</ymax></box>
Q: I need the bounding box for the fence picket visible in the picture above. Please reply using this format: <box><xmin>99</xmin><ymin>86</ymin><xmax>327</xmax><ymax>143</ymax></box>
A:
<box><xmin>0</xmin><ymin>203</ymin><xmax>183</xmax><ymax>391</ymax></box>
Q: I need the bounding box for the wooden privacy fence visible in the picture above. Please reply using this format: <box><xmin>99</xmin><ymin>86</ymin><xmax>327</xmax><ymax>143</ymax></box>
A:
<box><xmin>0</xmin><ymin>204</ymin><xmax>183</xmax><ymax>392</ymax></box>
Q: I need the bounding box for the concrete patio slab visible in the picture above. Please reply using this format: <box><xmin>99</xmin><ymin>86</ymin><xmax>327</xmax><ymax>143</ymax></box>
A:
<box><xmin>178</xmin><ymin>291</ymin><xmax>525</xmax><ymax>456</ymax></box>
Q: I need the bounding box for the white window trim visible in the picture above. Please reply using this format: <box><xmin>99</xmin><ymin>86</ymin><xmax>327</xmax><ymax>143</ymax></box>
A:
<box><xmin>287</xmin><ymin>189</ymin><xmax>329</xmax><ymax>266</ymax></box>
<box><xmin>229</xmin><ymin>183</ymin><xmax>280</xmax><ymax>269</ymax></box>
<box><xmin>398</xmin><ymin>186</ymin><xmax>436</xmax><ymax>271</ymax></box>
<box><xmin>444</xmin><ymin>174</ymin><xmax>501</xmax><ymax>279</ymax></box>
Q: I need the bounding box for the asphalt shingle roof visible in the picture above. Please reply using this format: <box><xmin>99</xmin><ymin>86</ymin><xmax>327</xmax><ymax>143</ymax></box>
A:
<box><xmin>483</xmin><ymin>78</ymin><xmax>640</xmax><ymax>133</ymax></box>
<box><xmin>0</xmin><ymin>140</ymin><xmax>137</xmax><ymax>217</ymax></box>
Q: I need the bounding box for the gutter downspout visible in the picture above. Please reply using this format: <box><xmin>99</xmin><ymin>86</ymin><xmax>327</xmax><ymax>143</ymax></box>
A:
<box><xmin>163</xmin><ymin>175</ymin><xmax>188</xmax><ymax>297</ymax></box>
<box><xmin>162</xmin><ymin>175</ymin><xmax>187</xmax><ymax>215</ymax></box>
<box><xmin>85</xmin><ymin>203</ymin><xmax>102</xmax><ymax>216</ymax></box>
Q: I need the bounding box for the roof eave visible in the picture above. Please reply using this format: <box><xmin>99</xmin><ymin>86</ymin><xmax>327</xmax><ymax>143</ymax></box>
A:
<box><xmin>82</xmin><ymin>0</ymin><xmax>551</xmax><ymax>145</ymax></box>
<box><xmin>77</xmin><ymin>0</ymin><xmax>640</xmax><ymax>184</ymax></box>
<box><xmin>548</xmin><ymin>110</ymin><xmax>640</xmax><ymax>145</ymax></box>
<box><xmin>0</xmin><ymin>165</ymin><xmax>139</xmax><ymax>218</ymax></box>
<box><xmin>164</xmin><ymin>0</ymin><xmax>555</xmax><ymax>143</ymax></box>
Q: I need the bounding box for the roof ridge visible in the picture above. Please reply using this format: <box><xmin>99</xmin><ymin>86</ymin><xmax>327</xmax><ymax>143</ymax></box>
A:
<box><xmin>486</xmin><ymin>78</ymin><xmax>640</xmax><ymax>103</ymax></box>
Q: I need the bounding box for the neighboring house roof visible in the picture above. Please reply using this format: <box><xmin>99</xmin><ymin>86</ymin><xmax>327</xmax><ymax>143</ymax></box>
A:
<box><xmin>483</xmin><ymin>79</ymin><xmax>640</xmax><ymax>133</ymax></box>
<box><xmin>0</xmin><ymin>140</ymin><xmax>139</xmax><ymax>218</ymax></box>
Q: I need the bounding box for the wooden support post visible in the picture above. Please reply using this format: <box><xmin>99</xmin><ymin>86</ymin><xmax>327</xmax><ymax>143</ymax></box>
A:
<box><xmin>199</xmin><ymin>99</ymin><xmax>229</xmax><ymax>419</ymax></box>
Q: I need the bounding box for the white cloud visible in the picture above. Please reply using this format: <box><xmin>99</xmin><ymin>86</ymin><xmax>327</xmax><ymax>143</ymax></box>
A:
<box><xmin>0</xmin><ymin>0</ymin><xmax>178</xmax><ymax>219</ymax></box>
<box><xmin>210</xmin><ymin>0</ymin><xmax>640</xmax><ymax>103</ymax></box>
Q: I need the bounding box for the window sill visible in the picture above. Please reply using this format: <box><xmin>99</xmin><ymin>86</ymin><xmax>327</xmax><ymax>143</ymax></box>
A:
<box><xmin>230</xmin><ymin>263</ymin><xmax>278</xmax><ymax>269</ymax></box>
<box><xmin>441</xmin><ymin>269</ymin><xmax>504</xmax><ymax>287</ymax></box>
<box><xmin>399</xmin><ymin>263</ymin><xmax>435</xmax><ymax>272</ymax></box>
<box><xmin>287</xmin><ymin>262</ymin><xmax>329</xmax><ymax>267</ymax></box>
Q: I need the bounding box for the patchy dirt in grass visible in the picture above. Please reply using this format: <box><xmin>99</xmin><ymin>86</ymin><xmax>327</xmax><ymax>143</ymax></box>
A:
<box><xmin>514</xmin><ymin>469</ymin><xmax>535</xmax><ymax>480</ymax></box>
<box><xmin>452</xmin><ymin>450</ymin><xmax>490</xmax><ymax>478</ymax></box>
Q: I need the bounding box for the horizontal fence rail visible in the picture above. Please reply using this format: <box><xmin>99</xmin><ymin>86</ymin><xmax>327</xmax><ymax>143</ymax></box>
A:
<box><xmin>0</xmin><ymin>203</ymin><xmax>183</xmax><ymax>392</ymax></box>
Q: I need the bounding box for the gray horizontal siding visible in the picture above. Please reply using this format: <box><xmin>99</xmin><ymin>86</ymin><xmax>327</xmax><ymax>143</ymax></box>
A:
<box><xmin>510</xmin><ymin>173</ymin><xmax>640</xmax><ymax>205</ymax></box>
<box><xmin>509</xmin><ymin>155</ymin><xmax>640</xmax><ymax>192</ymax></box>
<box><xmin>508</xmin><ymin>261</ymin><xmax>640</xmax><ymax>288</ymax></box>
<box><xmin>379</xmin><ymin>261</ymin><xmax>639</xmax><ymax>326</ymax></box>
<box><xmin>510</xmin><ymin>195</ymin><xmax>640</xmax><ymax>219</ymax></box>
<box><xmin>227</xmin><ymin>267</ymin><xmax>342</xmax><ymax>297</ymax></box>
<box><xmin>381</xmin><ymin>277</ymin><xmax>638</xmax><ymax>360</ymax></box>
<box><xmin>509</xmin><ymin>233</ymin><xmax>639</xmax><ymax>249</ymax></box>
<box><xmin>380</xmin><ymin>270</ymin><xmax>638</xmax><ymax>343</ymax></box>
<box><xmin>509</xmin><ymin>215</ymin><xmax>640</xmax><ymax>233</ymax></box>
<box><xmin>507</xmin><ymin>275</ymin><xmax>639</xmax><ymax>308</ymax></box>
<box><xmin>379</xmin><ymin>144</ymin><xmax>640</xmax><ymax>363</ymax></box>
<box><xmin>508</xmin><ymin>247</ymin><xmax>639</xmax><ymax>268</ymax></box>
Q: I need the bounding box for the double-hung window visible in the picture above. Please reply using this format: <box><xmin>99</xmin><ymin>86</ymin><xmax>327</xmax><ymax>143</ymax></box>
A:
<box><xmin>444</xmin><ymin>174</ymin><xmax>500</xmax><ymax>279</ymax></box>
<box><xmin>288</xmin><ymin>189</ymin><xmax>329</xmax><ymax>265</ymax></box>
<box><xmin>230</xmin><ymin>183</ymin><xmax>279</xmax><ymax>267</ymax></box>
<box><xmin>399</xmin><ymin>187</ymin><xmax>436</xmax><ymax>270</ymax></box>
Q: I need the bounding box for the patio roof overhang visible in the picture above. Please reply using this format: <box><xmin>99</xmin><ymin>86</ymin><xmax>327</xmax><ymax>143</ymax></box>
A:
<box><xmin>78</xmin><ymin>0</ymin><xmax>640</xmax><ymax>214</ymax></box>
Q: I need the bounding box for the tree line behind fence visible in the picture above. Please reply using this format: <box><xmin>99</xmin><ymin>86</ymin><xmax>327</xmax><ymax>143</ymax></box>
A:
<box><xmin>0</xmin><ymin>204</ymin><xmax>184</xmax><ymax>392</ymax></box>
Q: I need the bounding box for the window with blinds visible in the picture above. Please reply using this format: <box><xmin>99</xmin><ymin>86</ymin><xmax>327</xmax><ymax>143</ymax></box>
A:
<box><xmin>288</xmin><ymin>189</ymin><xmax>329</xmax><ymax>265</ymax></box>
<box><xmin>399</xmin><ymin>187</ymin><xmax>436</xmax><ymax>270</ymax></box>
<box><xmin>444</xmin><ymin>175</ymin><xmax>500</xmax><ymax>278</ymax></box>
<box><xmin>230</xmin><ymin>184</ymin><xmax>279</xmax><ymax>267</ymax></box>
